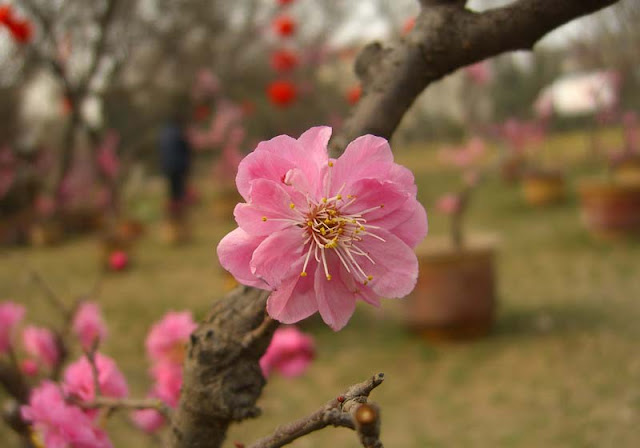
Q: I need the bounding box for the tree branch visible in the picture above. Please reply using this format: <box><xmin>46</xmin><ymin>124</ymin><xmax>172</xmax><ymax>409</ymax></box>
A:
<box><xmin>247</xmin><ymin>373</ymin><xmax>385</xmax><ymax>448</ymax></box>
<box><xmin>329</xmin><ymin>0</ymin><xmax>620</xmax><ymax>154</ymax></box>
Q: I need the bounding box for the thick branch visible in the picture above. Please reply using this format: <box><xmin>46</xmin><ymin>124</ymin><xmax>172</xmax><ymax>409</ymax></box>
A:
<box><xmin>170</xmin><ymin>287</ymin><xmax>277</xmax><ymax>448</ymax></box>
<box><xmin>248</xmin><ymin>373</ymin><xmax>385</xmax><ymax>448</ymax></box>
<box><xmin>330</xmin><ymin>0</ymin><xmax>620</xmax><ymax>154</ymax></box>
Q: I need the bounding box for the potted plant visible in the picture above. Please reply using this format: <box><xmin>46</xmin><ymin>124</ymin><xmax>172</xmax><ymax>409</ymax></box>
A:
<box><xmin>578</xmin><ymin>110</ymin><xmax>640</xmax><ymax>239</ymax></box>
<box><xmin>407</xmin><ymin>138</ymin><xmax>496</xmax><ymax>340</ymax></box>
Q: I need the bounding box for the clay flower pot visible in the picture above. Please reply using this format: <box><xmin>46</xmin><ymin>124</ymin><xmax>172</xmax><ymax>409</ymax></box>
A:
<box><xmin>406</xmin><ymin>238</ymin><xmax>497</xmax><ymax>341</ymax></box>
<box><xmin>578</xmin><ymin>180</ymin><xmax>640</xmax><ymax>239</ymax></box>
<box><xmin>521</xmin><ymin>169</ymin><xmax>565</xmax><ymax>206</ymax></box>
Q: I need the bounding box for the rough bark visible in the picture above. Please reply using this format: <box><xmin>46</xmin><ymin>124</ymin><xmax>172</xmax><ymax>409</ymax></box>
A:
<box><xmin>170</xmin><ymin>1</ymin><xmax>620</xmax><ymax>447</ymax></box>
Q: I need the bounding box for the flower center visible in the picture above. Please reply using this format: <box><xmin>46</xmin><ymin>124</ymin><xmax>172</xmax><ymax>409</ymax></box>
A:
<box><xmin>298</xmin><ymin>191</ymin><xmax>385</xmax><ymax>284</ymax></box>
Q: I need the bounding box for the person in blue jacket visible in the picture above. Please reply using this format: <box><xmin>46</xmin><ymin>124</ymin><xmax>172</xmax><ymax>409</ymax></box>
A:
<box><xmin>159</xmin><ymin>113</ymin><xmax>192</xmax><ymax>219</ymax></box>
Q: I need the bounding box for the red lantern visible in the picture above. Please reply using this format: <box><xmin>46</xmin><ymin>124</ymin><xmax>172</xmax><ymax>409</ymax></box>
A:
<box><xmin>346</xmin><ymin>85</ymin><xmax>362</xmax><ymax>105</ymax></box>
<box><xmin>277</xmin><ymin>0</ymin><xmax>295</xmax><ymax>5</ymax></box>
<box><xmin>270</xmin><ymin>49</ymin><xmax>298</xmax><ymax>73</ymax></box>
<box><xmin>267</xmin><ymin>80</ymin><xmax>297</xmax><ymax>108</ymax></box>
<box><xmin>0</xmin><ymin>5</ymin><xmax>13</xmax><ymax>25</ymax></box>
<box><xmin>273</xmin><ymin>15</ymin><xmax>296</xmax><ymax>37</ymax></box>
<box><xmin>402</xmin><ymin>17</ymin><xmax>415</xmax><ymax>34</ymax></box>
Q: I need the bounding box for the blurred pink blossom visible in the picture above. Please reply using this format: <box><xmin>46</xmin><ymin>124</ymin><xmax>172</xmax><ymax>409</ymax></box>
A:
<box><xmin>499</xmin><ymin>119</ymin><xmax>546</xmax><ymax>154</ymax></box>
<box><xmin>20</xmin><ymin>359</ymin><xmax>39</xmax><ymax>376</ymax></box>
<box><xmin>0</xmin><ymin>301</ymin><xmax>25</xmax><ymax>354</ymax></box>
<box><xmin>439</xmin><ymin>137</ymin><xmax>486</xmax><ymax>168</ymax></box>
<box><xmin>63</xmin><ymin>353</ymin><xmax>129</xmax><ymax>404</ymax></box>
<box><xmin>464</xmin><ymin>61</ymin><xmax>491</xmax><ymax>86</ymax></box>
<box><xmin>260</xmin><ymin>326</ymin><xmax>315</xmax><ymax>378</ymax></box>
<box><xmin>131</xmin><ymin>408</ymin><xmax>165</xmax><ymax>433</ymax></box>
<box><xmin>436</xmin><ymin>194</ymin><xmax>462</xmax><ymax>215</ymax></box>
<box><xmin>192</xmin><ymin>69</ymin><xmax>220</xmax><ymax>99</ymax></box>
<box><xmin>145</xmin><ymin>311</ymin><xmax>197</xmax><ymax>365</ymax></box>
<box><xmin>22</xmin><ymin>326</ymin><xmax>59</xmax><ymax>369</ymax></box>
<box><xmin>21</xmin><ymin>381</ymin><xmax>113</xmax><ymax>448</ymax></box>
<box><xmin>72</xmin><ymin>302</ymin><xmax>108</xmax><ymax>351</ymax></box>
<box><xmin>96</xmin><ymin>131</ymin><xmax>120</xmax><ymax>179</ymax></box>
<box><xmin>108</xmin><ymin>251</ymin><xmax>128</xmax><ymax>271</ymax></box>
<box><xmin>217</xmin><ymin>126</ymin><xmax>427</xmax><ymax>330</ymax></box>
<box><xmin>150</xmin><ymin>362</ymin><xmax>183</xmax><ymax>408</ymax></box>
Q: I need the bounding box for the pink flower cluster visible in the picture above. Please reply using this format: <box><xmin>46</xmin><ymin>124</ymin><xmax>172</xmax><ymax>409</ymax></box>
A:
<box><xmin>217</xmin><ymin>127</ymin><xmax>427</xmax><ymax>330</ymax></box>
<box><xmin>260</xmin><ymin>326</ymin><xmax>315</xmax><ymax>378</ymax></box>
<box><xmin>132</xmin><ymin>311</ymin><xmax>197</xmax><ymax>433</ymax></box>
<box><xmin>21</xmin><ymin>353</ymin><xmax>128</xmax><ymax>448</ymax></box>
<box><xmin>498</xmin><ymin>119</ymin><xmax>546</xmax><ymax>154</ymax></box>
<box><xmin>21</xmin><ymin>381</ymin><xmax>113</xmax><ymax>448</ymax></box>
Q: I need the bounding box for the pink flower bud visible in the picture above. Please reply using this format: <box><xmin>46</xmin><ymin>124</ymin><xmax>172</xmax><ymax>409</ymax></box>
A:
<box><xmin>109</xmin><ymin>251</ymin><xmax>128</xmax><ymax>271</ymax></box>
<box><xmin>436</xmin><ymin>194</ymin><xmax>462</xmax><ymax>215</ymax></box>
<box><xmin>0</xmin><ymin>301</ymin><xmax>25</xmax><ymax>354</ymax></box>
<box><xmin>72</xmin><ymin>302</ymin><xmax>108</xmax><ymax>351</ymax></box>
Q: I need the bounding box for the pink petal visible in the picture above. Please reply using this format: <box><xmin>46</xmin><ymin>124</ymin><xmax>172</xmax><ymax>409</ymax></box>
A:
<box><xmin>356</xmin><ymin>228</ymin><xmax>419</xmax><ymax>299</ymax></box>
<box><xmin>330</xmin><ymin>134</ymin><xmax>394</xmax><ymax>194</ymax></box>
<box><xmin>388</xmin><ymin>164</ymin><xmax>417</xmax><ymax>196</ymax></box>
<box><xmin>297</xmin><ymin>126</ymin><xmax>332</xmax><ymax>169</ymax></box>
<box><xmin>314</xmin><ymin>259</ymin><xmax>356</xmax><ymax>331</ymax></box>
<box><xmin>234</xmin><ymin>180</ymin><xmax>299</xmax><ymax>236</ymax></box>
<box><xmin>266</xmin><ymin>270</ymin><xmax>318</xmax><ymax>324</ymax></box>
<box><xmin>236</xmin><ymin>150</ymin><xmax>296</xmax><ymax>202</ymax></box>
<box><xmin>339</xmin><ymin>268</ymin><xmax>380</xmax><ymax>307</ymax></box>
<box><xmin>250</xmin><ymin>229</ymin><xmax>305</xmax><ymax>288</ymax></box>
<box><xmin>388</xmin><ymin>199</ymin><xmax>428</xmax><ymax>248</ymax></box>
<box><xmin>217</xmin><ymin>228</ymin><xmax>268</xmax><ymax>288</ymax></box>
<box><xmin>341</xmin><ymin>178</ymin><xmax>409</xmax><ymax>226</ymax></box>
<box><xmin>254</xmin><ymin>135</ymin><xmax>323</xmax><ymax>192</ymax></box>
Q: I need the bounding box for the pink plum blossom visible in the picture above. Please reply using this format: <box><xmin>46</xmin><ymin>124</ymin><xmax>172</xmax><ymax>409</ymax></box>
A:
<box><xmin>64</xmin><ymin>353</ymin><xmax>128</xmax><ymax>403</ymax></box>
<box><xmin>0</xmin><ymin>301</ymin><xmax>25</xmax><ymax>354</ymax></box>
<box><xmin>21</xmin><ymin>381</ymin><xmax>113</xmax><ymax>448</ymax></box>
<box><xmin>150</xmin><ymin>362</ymin><xmax>183</xmax><ymax>408</ymax></box>
<box><xmin>22</xmin><ymin>326</ymin><xmax>59</xmax><ymax>369</ymax></box>
<box><xmin>217</xmin><ymin>126</ymin><xmax>428</xmax><ymax>330</ymax></box>
<box><xmin>72</xmin><ymin>302</ymin><xmax>108</xmax><ymax>351</ymax></box>
<box><xmin>145</xmin><ymin>311</ymin><xmax>197</xmax><ymax>365</ymax></box>
<box><xmin>260</xmin><ymin>326</ymin><xmax>315</xmax><ymax>378</ymax></box>
<box><xmin>131</xmin><ymin>408</ymin><xmax>166</xmax><ymax>433</ymax></box>
<box><xmin>436</xmin><ymin>194</ymin><xmax>462</xmax><ymax>215</ymax></box>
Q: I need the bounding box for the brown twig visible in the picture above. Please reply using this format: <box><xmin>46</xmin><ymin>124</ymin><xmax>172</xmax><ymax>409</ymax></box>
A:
<box><xmin>75</xmin><ymin>396</ymin><xmax>172</xmax><ymax>419</ymax></box>
<box><xmin>247</xmin><ymin>373</ymin><xmax>385</xmax><ymax>448</ymax></box>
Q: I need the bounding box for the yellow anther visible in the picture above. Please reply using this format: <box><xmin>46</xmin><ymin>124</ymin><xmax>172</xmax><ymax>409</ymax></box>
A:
<box><xmin>380</xmin><ymin>204</ymin><xmax>385</xmax><ymax>208</ymax></box>
<box><xmin>300</xmin><ymin>271</ymin><xmax>307</xmax><ymax>277</ymax></box>
<box><xmin>328</xmin><ymin>161</ymin><xmax>334</xmax><ymax>167</ymax></box>
<box><xmin>336</xmin><ymin>194</ymin><xmax>342</xmax><ymax>200</ymax></box>
<box><xmin>324</xmin><ymin>218</ymin><xmax>331</xmax><ymax>224</ymax></box>
<box><xmin>289</xmin><ymin>203</ymin><xmax>295</xmax><ymax>209</ymax></box>
<box><xmin>338</xmin><ymin>228</ymin><xmax>344</xmax><ymax>234</ymax></box>
<box><xmin>320</xmin><ymin>228</ymin><xmax>326</xmax><ymax>235</ymax></box>
<box><xmin>261</xmin><ymin>216</ymin><xmax>267</xmax><ymax>222</ymax></box>
<box><xmin>347</xmin><ymin>195</ymin><xmax>353</xmax><ymax>199</ymax></box>
<box><xmin>326</xmin><ymin>274</ymin><xmax>332</xmax><ymax>281</ymax></box>
<box><xmin>322</xmin><ymin>197</ymin><xmax>328</xmax><ymax>203</ymax></box>
<box><xmin>367</xmin><ymin>275</ymin><xmax>373</xmax><ymax>281</ymax></box>
<box><xmin>359</xmin><ymin>225</ymin><xmax>365</xmax><ymax>231</ymax></box>
<box><xmin>307</xmin><ymin>221</ymin><xmax>313</xmax><ymax>226</ymax></box>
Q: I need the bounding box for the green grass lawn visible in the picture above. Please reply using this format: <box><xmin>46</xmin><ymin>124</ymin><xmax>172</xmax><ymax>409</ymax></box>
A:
<box><xmin>1</xmin><ymin>130</ymin><xmax>639</xmax><ymax>447</ymax></box>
